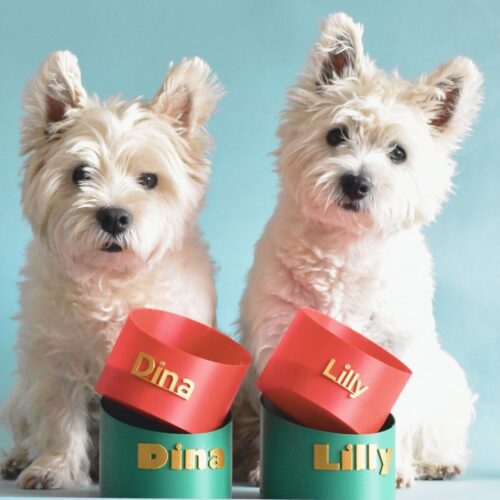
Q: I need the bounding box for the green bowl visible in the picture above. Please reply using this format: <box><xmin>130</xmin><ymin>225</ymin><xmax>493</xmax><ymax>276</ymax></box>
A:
<box><xmin>100</xmin><ymin>397</ymin><xmax>232</xmax><ymax>498</ymax></box>
<box><xmin>261</xmin><ymin>396</ymin><xmax>395</xmax><ymax>500</ymax></box>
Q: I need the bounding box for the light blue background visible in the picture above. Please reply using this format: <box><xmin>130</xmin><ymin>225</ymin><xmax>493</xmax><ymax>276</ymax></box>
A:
<box><xmin>0</xmin><ymin>0</ymin><xmax>498</xmax><ymax>479</ymax></box>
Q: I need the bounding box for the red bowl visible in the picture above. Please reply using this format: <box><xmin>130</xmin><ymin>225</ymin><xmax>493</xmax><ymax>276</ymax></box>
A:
<box><xmin>96</xmin><ymin>308</ymin><xmax>251</xmax><ymax>433</ymax></box>
<box><xmin>257</xmin><ymin>307</ymin><xmax>411</xmax><ymax>433</ymax></box>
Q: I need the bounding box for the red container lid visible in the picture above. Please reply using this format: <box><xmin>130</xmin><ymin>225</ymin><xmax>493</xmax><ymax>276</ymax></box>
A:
<box><xmin>257</xmin><ymin>307</ymin><xmax>412</xmax><ymax>433</ymax></box>
<box><xmin>96</xmin><ymin>308</ymin><xmax>251</xmax><ymax>433</ymax></box>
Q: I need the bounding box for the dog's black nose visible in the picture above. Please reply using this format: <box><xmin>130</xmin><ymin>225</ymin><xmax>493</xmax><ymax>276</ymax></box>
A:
<box><xmin>340</xmin><ymin>173</ymin><xmax>372</xmax><ymax>200</ymax></box>
<box><xmin>96</xmin><ymin>207</ymin><xmax>131</xmax><ymax>235</ymax></box>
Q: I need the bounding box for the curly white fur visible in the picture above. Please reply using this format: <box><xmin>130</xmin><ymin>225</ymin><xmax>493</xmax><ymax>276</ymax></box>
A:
<box><xmin>1</xmin><ymin>51</ymin><xmax>223</xmax><ymax>489</ymax></box>
<box><xmin>235</xmin><ymin>13</ymin><xmax>483</xmax><ymax>487</ymax></box>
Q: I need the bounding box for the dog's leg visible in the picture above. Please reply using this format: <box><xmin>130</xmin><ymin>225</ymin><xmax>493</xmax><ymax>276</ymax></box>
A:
<box><xmin>233</xmin><ymin>370</ymin><xmax>261</xmax><ymax>483</ymax></box>
<box><xmin>394</xmin><ymin>347</ymin><xmax>474</xmax><ymax>486</ymax></box>
<box><xmin>1</xmin><ymin>384</ymin><xmax>31</xmax><ymax>479</ymax></box>
<box><xmin>395</xmin><ymin>421</ymin><xmax>418</xmax><ymax>488</ymax></box>
<box><xmin>413</xmin><ymin>348</ymin><xmax>474</xmax><ymax>481</ymax></box>
<box><xmin>238</xmin><ymin>288</ymin><xmax>299</xmax><ymax>483</ymax></box>
<box><xmin>1</xmin><ymin>446</ymin><xmax>31</xmax><ymax>480</ymax></box>
<box><xmin>87</xmin><ymin>395</ymin><xmax>100</xmax><ymax>484</ymax></box>
<box><xmin>87</xmin><ymin>429</ymin><xmax>99</xmax><ymax>485</ymax></box>
<box><xmin>14</xmin><ymin>373</ymin><xmax>91</xmax><ymax>489</ymax></box>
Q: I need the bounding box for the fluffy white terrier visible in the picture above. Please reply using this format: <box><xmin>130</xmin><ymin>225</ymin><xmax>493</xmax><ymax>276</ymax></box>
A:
<box><xmin>234</xmin><ymin>13</ymin><xmax>482</xmax><ymax>487</ymax></box>
<box><xmin>1</xmin><ymin>51</ymin><xmax>223</xmax><ymax>489</ymax></box>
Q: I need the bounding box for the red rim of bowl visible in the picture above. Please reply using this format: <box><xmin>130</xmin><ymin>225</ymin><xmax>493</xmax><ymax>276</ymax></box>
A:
<box><xmin>126</xmin><ymin>308</ymin><xmax>252</xmax><ymax>367</ymax></box>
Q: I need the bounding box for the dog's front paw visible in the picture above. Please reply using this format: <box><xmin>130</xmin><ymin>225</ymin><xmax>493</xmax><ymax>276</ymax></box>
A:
<box><xmin>417</xmin><ymin>464</ymin><xmax>462</xmax><ymax>480</ymax></box>
<box><xmin>248</xmin><ymin>462</ymin><xmax>260</xmax><ymax>486</ymax></box>
<box><xmin>17</xmin><ymin>463</ymin><xmax>90</xmax><ymax>490</ymax></box>
<box><xmin>396</xmin><ymin>468</ymin><xmax>415</xmax><ymax>488</ymax></box>
<box><xmin>1</xmin><ymin>453</ymin><xmax>30</xmax><ymax>480</ymax></box>
<box><xmin>17</xmin><ymin>465</ymin><xmax>62</xmax><ymax>489</ymax></box>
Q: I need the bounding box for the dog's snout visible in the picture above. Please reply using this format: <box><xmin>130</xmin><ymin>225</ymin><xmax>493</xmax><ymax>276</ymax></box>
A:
<box><xmin>96</xmin><ymin>207</ymin><xmax>131</xmax><ymax>236</ymax></box>
<box><xmin>340</xmin><ymin>173</ymin><xmax>372</xmax><ymax>200</ymax></box>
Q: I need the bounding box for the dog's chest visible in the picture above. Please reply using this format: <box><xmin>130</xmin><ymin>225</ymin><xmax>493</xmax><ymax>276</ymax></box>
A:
<box><xmin>277</xmin><ymin>237</ymin><xmax>383</xmax><ymax>329</ymax></box>
<box><xmin>72</xmin><ymin>268</ymin><xmax>191</xmax><ymax>352</ymax></box>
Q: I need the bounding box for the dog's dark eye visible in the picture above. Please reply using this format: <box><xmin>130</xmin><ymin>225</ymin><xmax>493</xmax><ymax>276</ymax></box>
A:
<box><xmin>326</xmin><ymin>126</ymin><xmax>349</xmax><ymax>147</ymax></box>
<box><xmin>72</xmin><ymin>164</ymin><xmax>91</xmax><ymax>185</ymax></box>
<box><xmin>389</xmin><ymin>144</ymin><xmax>407</xmax><ymax>164</ymax></box>
<box><xmin>138</xmin><ymin>173</ymin><xmax>158</xmax><ymax>190</ymax></box>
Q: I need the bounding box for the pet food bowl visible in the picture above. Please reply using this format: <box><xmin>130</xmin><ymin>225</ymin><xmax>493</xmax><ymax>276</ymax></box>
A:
<box><xmin>100</xmin><ymin>397</ymin><xmax>232</xmax><ymax>498</ymax></box>
<box><xmin>260</xmin><ymin>396</ymin><xmax>396</xmax><ymax>500</ymax></box>
<box><xmin>257</xmin><ymin>307</ymin><xmax>411</xmax><ymax>433</ymax></box>
<box><xmin>96</xmin><ymin>308</ymin><xmax>251</xmax><ymax>433</ymax></box>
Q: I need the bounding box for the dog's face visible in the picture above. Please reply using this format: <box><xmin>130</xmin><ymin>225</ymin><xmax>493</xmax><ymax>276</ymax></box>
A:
<box><xmin>21</xmin><ymin>52</ymin><xmax>223</xmax><ymax>278</ymax></box>
<box><xmin>278</xmin><ymin>13</ymin><xmax>483</xmax><ymax>233</ymax></box>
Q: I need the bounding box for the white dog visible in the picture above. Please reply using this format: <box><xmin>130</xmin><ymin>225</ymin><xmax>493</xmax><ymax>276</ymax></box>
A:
<box><xmin>1</xmin><ymin>51</ymin><xmax>223</xmax><ymax>489</ymax></box>
<box><xmin>234</xmin><ymin>13</ymin><xmax>482</xmax><ymax>487</ymax></box>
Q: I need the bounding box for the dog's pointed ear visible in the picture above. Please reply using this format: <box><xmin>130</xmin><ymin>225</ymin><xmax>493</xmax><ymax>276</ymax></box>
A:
<box><xmin>22</xmin><ymin>51</ymin><xmax>87</xmax><ymax>151</ymax></box>
<box><xmin>310</xmin><ymin>13</ymin><xmax>367</xmax><ymax>86</ymax></box>
<box><xmin>415</xmin><ymin>57</ymin><xmax>483</xmax><ymax>146</ymax></box>
<box><xmin>152</xmin><ymin>57</ymin><xmax>224</xmax><ymax>137</ymax></box>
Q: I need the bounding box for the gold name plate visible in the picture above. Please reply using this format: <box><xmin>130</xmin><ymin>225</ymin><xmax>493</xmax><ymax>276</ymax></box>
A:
<box><xmin>313</xmin><ymin>443</ymin><xmax>393</xmax><ymax>476</ymax></box>
<box><xmin>130</xmin><ymin>351</ymin><xmax>195</xmax><ymax>400</ymax></box>
<box><xmin>137</xmin><ymin>443</ymin><xmax>225</xmax><ymax>470</ymax></box>
<box><xmin>322</xmin><ymin>358</ymin><xmax>369</xmax><ymax>399</ymax></box>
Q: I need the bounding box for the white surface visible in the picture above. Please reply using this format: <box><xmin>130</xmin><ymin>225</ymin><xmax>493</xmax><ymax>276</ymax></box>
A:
<box><xmin>1</xmin><ymin>478</ymin><xmax>500</xmax><ymax>499</ymax></box>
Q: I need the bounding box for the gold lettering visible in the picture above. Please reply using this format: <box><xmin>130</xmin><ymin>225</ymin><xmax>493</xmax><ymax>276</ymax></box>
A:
<box><xmin>346</xmin><ymin>372</ymin><xmax>359</xmax><ymax>392</ymax></box>
<box><xmin>337</xmin><ymin>365</ymin><xmax>350</xmax><ymax>386</ymax></box>
<box><xmin>322</xmin><ymin>358</ymin><xmax>369</xmax><ymax>399</ymax></box>
<box><xmin>176</xmin><ymin>379</ymin><xmax>195</xmax><ymax>400</ymax></box>
<box><xmin>137</xmin><ymin>443</ymin><xmax>168</xmax><ymax>470</ymax></box>
<box><xmin>130</xmin><ymin>351</ymin><xmax>195</xmax><ymax>401</ymax></box>
<box><xmin>171</xmin><ymin>443</ymin><xmax>182</xmax><ymax>470</ymax></box>
<box><xmin>208</xmin><ymin>449</ymin><xmax>225</xmax><ymax>469</ymax></box>
<box><xmin>342</xmin><ymin>369</ymin><xmax>354</xmax><ymax>388</ymax></box>
<box><xmin>349</xmin><ymin>381</ymin><xmax>369</xmax><ymax>399</ymax></box>
<box><xmin>312</xmin><ymin>443</ymin><xmax>393</xmax><ymax>476</ymax></box>
<box><xmin>341</xmin><ymin>444</ymin><xmax>353</xmax><ymax>471</ymax></box>
<box><xmin>368</xmin><ymin>444</ymin><xmax>377</xmax><ymax>470</ymax></box>
<box><xmin>378</xmin><ymin>448</ymin><xmax>393</xmax><ymax>476</ymax></box>
<box><xmin>131</xmin><ymin>352</ymin><xmax>155</xmax><ymax>378</ymax></box>
<box><xmin>322</xmin><ymin>359</ymin><xmax>337</xmax><ymax>381</ymax></box>
<box><xmin>151</xmin><ymin>361</ymin><xmax>166</xmax><ymax>385</ymax></box>
<box><xmin>158</xmin><ymin>369</ymin><xmax>179</xmax><ymax>392</ymax></box>
<box><xmin>185</xmin><ymin>449</ymin><xmax>207</xmax><ymax>470</ymax></box>
<box><xmin>355</xmin><ymin>444</ymin><xmax>366</xmax><ymax>470</ymax></box>
<box><xmin>136</xmin><ymin>444</ymin><xmax>226</xmax><ymax>471</ymax></box>
<box><xmin>313</xmin><ymin>444</ymin><xmax>340</xmax><ymax>471</ymax></box>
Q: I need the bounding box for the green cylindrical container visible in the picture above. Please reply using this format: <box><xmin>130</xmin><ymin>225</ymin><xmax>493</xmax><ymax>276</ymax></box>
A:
<box><xmin>100</xmin><ymin>397</ymin><xmax>232</xmax><ymax>498</ymax></box>
<box><xmin>261</xmin><ymin>397</ymin><xmax>396</xmax><ymax>500</ymax></box>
